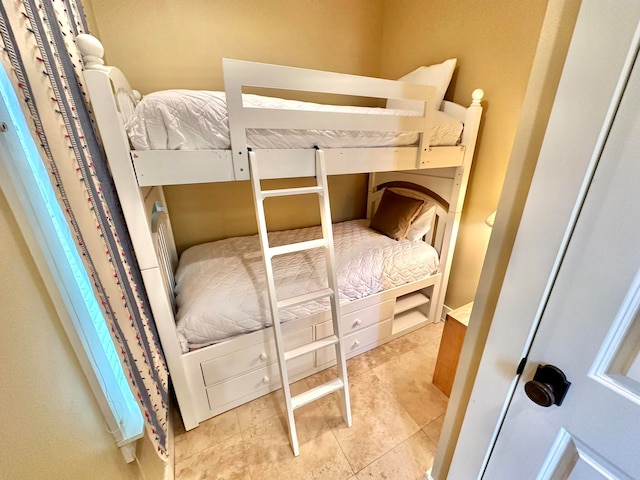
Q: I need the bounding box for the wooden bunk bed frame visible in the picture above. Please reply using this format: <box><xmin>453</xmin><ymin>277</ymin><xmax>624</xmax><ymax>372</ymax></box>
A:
<box><xmin>76</xmin><ymin>34</ymin><xmax>483</xmax><ymax>431</ymax></box>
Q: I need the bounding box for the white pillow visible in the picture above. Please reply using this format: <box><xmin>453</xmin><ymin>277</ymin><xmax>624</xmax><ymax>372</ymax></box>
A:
<box><xmin>386</xmin><ymin>58</ymin><xmax>457</xmax><ymax>112</ymax></box>
<box><xmin>370</xmin><ymin>187</ymin><xmax>437</xmax><ymax>241</ymax></box>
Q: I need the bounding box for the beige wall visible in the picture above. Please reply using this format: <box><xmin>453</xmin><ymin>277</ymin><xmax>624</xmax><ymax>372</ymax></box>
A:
<box><xmin>87</xmin><ymin>0</ymin><xmax>380</xmax><ymax>251</ymax></box>
<box><xmin>379</xmin><ymin>0</ymin><xmax>548</xmax><ymax>307</ymax></box>
<box><xmin>0</xmin><ymin>190</ymin><xmax>160</xmax><ymax>479</ymax></box>
<box><xmin>164</xmin><ymin>174</ymin><xmax>369</xmax><ymax>252</ymax></box>
<box><xmin>87</xmin><ymin>1</ymin><xmax>547</xmax><ymax>302</ymax></box>
<box><xmin>87</xmin><ymin>0</ymin><xmax>384</xmax><ymax>94</ymax></box>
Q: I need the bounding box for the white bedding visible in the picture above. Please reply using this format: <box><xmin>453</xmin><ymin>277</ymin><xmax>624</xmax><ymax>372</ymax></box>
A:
<box><xmin>125</xmin><ymin>90</ymin><xmax>463</xmax><ymax>151</ymax></box>
<box><xmin>174</xmin><ymin>219</ymin><xmax>439</xmax><ymax>351</ymax></box>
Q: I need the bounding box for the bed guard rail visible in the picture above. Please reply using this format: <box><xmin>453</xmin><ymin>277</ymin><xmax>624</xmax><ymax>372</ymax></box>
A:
<box><xmin>222</xmin><ymin>59</ymin><xmax>437</xmax><ymax>180</ymax></box>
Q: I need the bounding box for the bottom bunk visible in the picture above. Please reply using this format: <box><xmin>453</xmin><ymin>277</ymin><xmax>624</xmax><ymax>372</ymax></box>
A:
<box><xmin>185</xmin><ymin>279</ymin><xmax>440</xmax><ymax>419</ymax></box>
<box><xmin>174</xmin><ymin>218</ymin><xmax>440</xmax><ymax>351</ymax></box>
<box><xmin>143</xmin><ymin>170</ymin><xmax>453</xmax><ymax>429</ymax></box>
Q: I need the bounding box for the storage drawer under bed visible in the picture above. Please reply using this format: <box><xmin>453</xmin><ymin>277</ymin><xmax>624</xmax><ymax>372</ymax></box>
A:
<box><xmin>205</xmin><ymin>352</ymin><xmax>314</xmax><ymax>411</ymax></box>
<box><xmin>200</xmin><ymin>327</ymin><xmax>313</xmax><ymax>387</ymax></box>
<box><xmin>341</xmin><ymin>300</ymin><xmax>394</xmax><ymax>334</ymax></box>
<box><xmin>315</xmin><ymin>319</ymin><xmax>393</xmax><ymax>366</ymax></box>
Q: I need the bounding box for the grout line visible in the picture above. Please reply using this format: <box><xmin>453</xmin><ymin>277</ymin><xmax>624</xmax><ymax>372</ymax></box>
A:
<box><xmin>236</xmin><ymin>424</ymin><xmax>255</xmax><ymax>480</ymax></box>
<box><xmin>175</xmin><ymin>325</ymin><xmax>442</xmax><ymax>479</ymax></box>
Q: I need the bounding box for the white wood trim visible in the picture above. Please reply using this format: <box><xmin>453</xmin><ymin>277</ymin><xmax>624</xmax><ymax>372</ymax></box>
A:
<box><xmin>222</xmin><ymin>58</ymin><xmax>437</xmax><ymax>179</ymax></box>
<box><xmin>164</xmin><ymin>412</ymin><xmax>175</xmax><ymax>480</ymax></box>
<box><xmin>81</xmin><ymin>66</ymin><xmax>157</xmax><ymax>271</ymax></box>
<box><xmin>133</xmin><ymin>150</ymin><xmax>235</xmax><ymax>186</ymax></box>
<box><xmin>241</xmin><ymin>107</ymin><xmax>429</xmax><ymax>132</ymax></box>
<box><xmin>222</xmin><ymin>58</ymin><xmax>437</xmax><ymax>98</ymax></box>
<box><xmin>131</xmin><ymin>146</ymin><xmax>465</xmax><ymax>187</ymax></box>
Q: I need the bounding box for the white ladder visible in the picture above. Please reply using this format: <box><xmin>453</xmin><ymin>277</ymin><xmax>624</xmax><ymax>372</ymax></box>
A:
<box><xmin>248</xmin><ymin>148</ymin><xmax>352</xmax><ymax>456</ymax></box>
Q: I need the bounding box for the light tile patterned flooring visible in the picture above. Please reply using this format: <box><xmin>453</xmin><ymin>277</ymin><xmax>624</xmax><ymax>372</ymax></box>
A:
<box><xmin>173</xmin><ymin>321</ymin><xmax>447</xmax><ymax>479</ymax></box>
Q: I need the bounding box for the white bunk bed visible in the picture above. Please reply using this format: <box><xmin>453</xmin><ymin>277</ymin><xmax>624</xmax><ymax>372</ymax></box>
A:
<box><xmin>76</xmin><ymin>34</ymin><xmax>483</xmax><ymax>431</ymax></box>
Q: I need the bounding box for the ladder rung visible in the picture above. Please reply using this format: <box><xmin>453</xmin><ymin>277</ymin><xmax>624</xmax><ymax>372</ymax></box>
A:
<box><xmin>261</xmin><ymin>186</ymin><xmax>323</xmax><ymax>198</ymax></box>
<box><xmin>268</xmin><ymin>238</ymin><xmax>328</xmax><ymax>257</ymax></box>
<box><xmin>284</xmin><ymin>335</ymin><xmax>339</xmax><ymax>361</ymax></box>
<box><xmin>291</xmin><ymin>378</ymin><xmax>344</xmax><ymax>410</ymax></box>
<box><xmin>277</xmin><ymin>288</ymin><xmax>333</xmax><ymax>309</ymax></box>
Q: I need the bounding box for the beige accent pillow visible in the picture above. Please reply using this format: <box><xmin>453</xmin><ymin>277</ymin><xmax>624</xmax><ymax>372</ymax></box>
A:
<box><xmin>369</xmin><ymin>189</ymin><xmax>425</xmax><ymax>240</ymax></box>
<box><xmin>370</xmin><ymin>187</ymin><xmax>438</xmax><ymax>241</ymax></box>
<box><xmin>387</xmin><ymin>188</ymin><xmax>437</xmax><ymax>241</ymax></box>
<box><xmin>386</xmin><ymin>59</ymin><xmax>457</xmax><ymax>112</ymax></box>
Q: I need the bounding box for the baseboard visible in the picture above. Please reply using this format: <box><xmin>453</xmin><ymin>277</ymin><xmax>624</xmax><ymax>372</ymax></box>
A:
<box><xmin>424</xmin><ymin>467</ymin><xmax>435</xmax><ymax>480</ymax></box>
<box><xmin>164</xmin><ymin>406</ymin><xmax>175</xmax><ymax>480</ymax></box>
<box><xmin>441</xmin><ymin>304</ymin><xmax>452</xmax><ymax>321</ymax></box>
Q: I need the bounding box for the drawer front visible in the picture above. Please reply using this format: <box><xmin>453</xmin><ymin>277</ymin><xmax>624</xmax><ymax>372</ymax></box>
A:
<box><xmin>201</xmin><ymin>327</ymin><xmax>312</xmax><ymax>386</ymax></box>
<box><xmin>206</xmin><ymin>362</ymin><xmax>278</xmax><ymax>410</ymax></box>
<box><xmin>316</xmin><ymin>319</ymin><xmax>392</xmax><ymax>366</ymax></box>
<box><xmin>205</xmin><ymin>352</ymin><xmax>314</xmax><ymax>410</ymax></box>
<box><xmin>342</xmin><ymin>300</ymin><xmax>395</xmax><ymax>334</ymax></box>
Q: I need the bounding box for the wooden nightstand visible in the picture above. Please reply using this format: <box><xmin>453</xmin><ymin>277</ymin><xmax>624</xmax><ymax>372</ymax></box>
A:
<box><xmin>433</xmin><ymin>302</ymin><xmax>473</xmax><ymax>397</ymax></box>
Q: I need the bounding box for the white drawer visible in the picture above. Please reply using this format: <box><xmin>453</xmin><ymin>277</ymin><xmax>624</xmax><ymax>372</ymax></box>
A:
<box><xmin>342</xmin><ymin>300</ymin><xmax>394</xmax><ymax>333</ymax></box>
<box><xmin>316</xmin><ymin>319</ymin><xmax>392</xmax><ymax>366</ymax></box>
<box><xmin>205</xmin><ymin>351</ymin><xmax>314</xmax><ymax>410</ymax></box>
<box><xmin>201</xmin><ymin>327</ymin><xmax>312</xmax><ymax>386</ymax></box>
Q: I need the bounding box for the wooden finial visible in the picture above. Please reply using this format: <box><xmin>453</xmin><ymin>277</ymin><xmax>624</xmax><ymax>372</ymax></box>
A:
<box><xmin>76</xmin><ymin>34</ymin><xmax>105</xmax><ymax>70</ymax></box>
<box><xmin>471</xmin><ymin>89</ymin><xmax>484</xmax><ymax>106</ymax></box>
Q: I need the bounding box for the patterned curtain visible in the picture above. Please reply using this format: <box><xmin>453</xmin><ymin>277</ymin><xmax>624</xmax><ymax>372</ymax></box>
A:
<box><xmin>0</xmin><ymin>1</ymin><xmax>169</xmax><ymax>460</ymax></box>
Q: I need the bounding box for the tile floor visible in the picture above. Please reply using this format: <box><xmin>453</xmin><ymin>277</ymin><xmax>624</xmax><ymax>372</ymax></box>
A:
<box><xmin>173</xmin><ymin>321</ymin><xmax>448</xmax><ymax>479</ymax></box>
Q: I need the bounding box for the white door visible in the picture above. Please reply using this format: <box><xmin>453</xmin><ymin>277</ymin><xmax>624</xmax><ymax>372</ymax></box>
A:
<box><xmin>483</xmin><ymin>16</ymin><xmax>640</xmax><ymax>480</ymax></box>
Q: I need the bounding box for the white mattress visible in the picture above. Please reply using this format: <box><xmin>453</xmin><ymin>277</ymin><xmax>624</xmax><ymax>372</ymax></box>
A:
<box><xmin>174</xmin><ymin>219</ymin><xmax>439</xmax><ymax>351</ymax></box>
<box><xmin>125</xmin><ymin>90</ymin><xmax>463</xmax><ymax>151</ymax></box>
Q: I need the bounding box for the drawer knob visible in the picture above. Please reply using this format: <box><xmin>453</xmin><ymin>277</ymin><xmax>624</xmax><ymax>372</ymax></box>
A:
<box><xmin>353</xmin><ymin>319</ymin><xmax>362</xmax><ymax>327</ymax></box>
<box><xmin>262</xmin><ymin>376</ymin><xmax>270</xmax><ymax>383</ymax></box>
<box><xmin>259</xmin><ymin>352</ymin><xmax>268</xmax><ymax>361</ymax></box>
<box><xmin>353</xmin><ymin>339</ymin><xmax>361</xmax><ymax>348</ymax></box>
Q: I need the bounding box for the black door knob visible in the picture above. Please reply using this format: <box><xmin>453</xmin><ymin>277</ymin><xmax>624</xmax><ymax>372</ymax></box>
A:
<box><xmin>524</xmin><ymin>364</ymin><xmax>571</xmax><ymax>407</ymax></box>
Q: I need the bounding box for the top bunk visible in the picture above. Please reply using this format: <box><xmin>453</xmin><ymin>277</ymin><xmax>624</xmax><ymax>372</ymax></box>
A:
<box><xmin>76</xmin><ymin>34</ymin><xmax>484</xmax><ymax>187</ymax></box>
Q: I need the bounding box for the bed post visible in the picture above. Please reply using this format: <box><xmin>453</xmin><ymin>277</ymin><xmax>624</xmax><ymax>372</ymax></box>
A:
<box><xmin>222</xmin><ymin>58</ymin><xmax>251</xmax><ymax>181</ymax></box>
<box><xmin>77</xmin><ymin>34</ymin><xmax>201</xmax><ymax>429</ymax></box>
<box><xmin>416</xmin><ymin>100</ymin><xmax>437</xmax><ymax>169</ymax></box>
<box><xmin>433</xmin><ymin>89</ymin><xmax>484</xmax><ymax>318</ymax></box>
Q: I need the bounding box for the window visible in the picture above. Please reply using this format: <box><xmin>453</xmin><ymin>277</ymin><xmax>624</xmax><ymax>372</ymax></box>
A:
<box><xmin>0</xmin><ymin>64</ymin><xmax>143</xmax><ymax>460</ymax></box>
